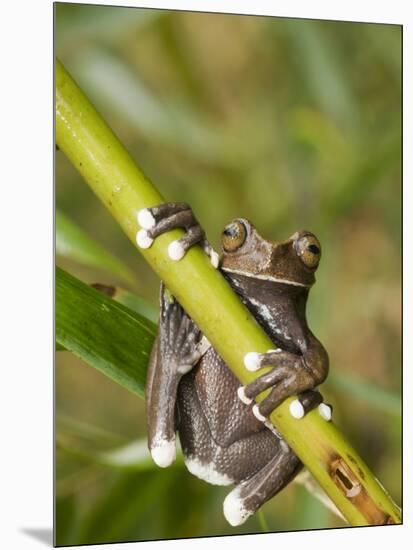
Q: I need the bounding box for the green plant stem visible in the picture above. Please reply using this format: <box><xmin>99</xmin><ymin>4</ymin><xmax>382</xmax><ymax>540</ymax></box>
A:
<box><xmin>55</xmin><ymin>58</ymin><xmax>401</xmax><ymax>526</ymax></box>
<box><xmin>256</xmin><ymin>509</ymin><xmax>270</xmax><ymax>533</ymax></box>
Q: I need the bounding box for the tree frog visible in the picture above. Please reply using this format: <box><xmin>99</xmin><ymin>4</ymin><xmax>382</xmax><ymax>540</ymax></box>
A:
<box><xmin>137</xmin><ymin>202</ymin><xmax>330</xmax><ymax>526</ymax></box>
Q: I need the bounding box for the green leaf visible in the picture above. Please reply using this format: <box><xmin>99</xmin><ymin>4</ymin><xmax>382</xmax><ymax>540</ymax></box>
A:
<box><xmin>56</xmin><ymin>209</ymin><xmax>135</xmax><ymax>284</ymax></box>
<box><xmin>56</xmin><ymin>267</ymin><xmax>156</xmax><ymax>397</ymax></box>
<box><xmin>91</xmin><ymin>283</ymin><xmax>158</xmax><ymax>323</ymax></box>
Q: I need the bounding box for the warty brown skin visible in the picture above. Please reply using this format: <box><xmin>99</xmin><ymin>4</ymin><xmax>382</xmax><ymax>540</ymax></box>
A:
<box><xmin>144</xmin><ymin>205</ymin><xmax>329</xmax><ymax>525</ymax></box>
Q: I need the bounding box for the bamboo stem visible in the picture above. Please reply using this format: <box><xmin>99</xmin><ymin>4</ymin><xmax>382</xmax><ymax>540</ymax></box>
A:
<box><xmin>55</xmin><ymin>58</ymin><xmax>401</xmax><ymax>526</ymax></box>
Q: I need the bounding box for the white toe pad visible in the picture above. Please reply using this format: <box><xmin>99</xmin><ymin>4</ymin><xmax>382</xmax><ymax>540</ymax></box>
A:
<box><xmin>252</xmin><ymin>404</ymin><xmax>266</xmax><ymax>422</ymax></box>
<box><xmin>318</xmin><ymin>403</ymin><xmax>332</xmax><ymax>421</ymax></box>
<box><xmin>136</xmin><ymin>229</ymin><xmax>154</xmax><ymax>249</ymax></box>
<box><xmin>237</xmin><ymin>386</ymin><xmax>252</xmax><ymax>405</ymax></box>
<box><xmin>150</xmin><ymin>439</ymin><xmax>176</xmax><ymax>468</ymax></box>
<box><xmin>223</xmin><ymin>488</ymin><xmax>252</xmax><ymax>526</ymax></box>
<box><xmin>289</xmin><ymin>399</ymin><xmax>305</xmax><ymax>419</ymax></box>
<box><xmin>209</xmin><ymin>249</ymin><xmax>220</xmax><ymax>268</ymax></box>
<box><xmin>244</xmin><ymin>352</ymin><xmax>261</xmax><ymax>371</ymax></box>
<box><xmin>168</xmin><ymin>240</ymin><xmax>185</xmax><ymax>261</ymax></box>
<box><xmin>137</xmin><ymin>208</ymin><xmax>156</xmax><ymax>229</ymax></box>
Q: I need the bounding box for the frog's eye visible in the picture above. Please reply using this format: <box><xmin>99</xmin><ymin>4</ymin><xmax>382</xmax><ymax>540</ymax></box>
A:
<box><xmin>295</xmin><ymin>234</ymin><xmax>321</xmax><ymax>269</ymax></box>
<box><xmin>222</xmin><ymin>221</ymin><xmax>247</xmax><ymax>252</ymax></box>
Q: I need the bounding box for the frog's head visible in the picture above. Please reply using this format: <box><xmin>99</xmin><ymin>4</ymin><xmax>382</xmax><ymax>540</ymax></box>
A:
<box><xmin>219</xmin><ymin>219</ymin><xmax>321</xmax><ymax>287</ymax></box>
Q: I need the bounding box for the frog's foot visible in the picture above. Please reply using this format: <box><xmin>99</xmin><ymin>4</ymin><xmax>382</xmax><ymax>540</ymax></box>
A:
<box><xmin>159</xmin><ymin>283</ymin><xmax>210</xmax><ymax>374</ymax></box>
<box><xmin>241</xmin><ymin>349</ymin><xmax>325</xmax><ymax>419</ymax></box>
<box><xmin>136</xmin><ymin>202</ymin><xmax>219</xmax><ymax>267</ymax></box>
<box><xmin>223</xmin><ymin>444</ymin><xmax>301</xmax><ymax>526</ymax></box>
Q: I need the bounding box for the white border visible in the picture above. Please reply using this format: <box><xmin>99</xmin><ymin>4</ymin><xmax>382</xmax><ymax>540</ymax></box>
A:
<box><xmin>1</xmin><ymin>1</ymin><xmax>409</xmax><ymax>549</ymax></box>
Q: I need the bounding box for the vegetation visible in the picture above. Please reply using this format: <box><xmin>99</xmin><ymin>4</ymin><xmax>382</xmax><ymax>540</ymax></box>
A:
<box><xmin>55</xmin><ymin>5</ymin><xmax>401</xmax><ymax>546</ymax></box>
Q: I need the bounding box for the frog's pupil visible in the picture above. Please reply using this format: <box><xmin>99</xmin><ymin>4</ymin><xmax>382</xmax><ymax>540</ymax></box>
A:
<box><xmin>307</xmin><ymin>244</ymin><xmax>320</xmax><ymax>254</ymax></box>
<box><xmin>224</xmin><ymin>226</ymin><xmax>238</xmax><ymax>238</ymax></box>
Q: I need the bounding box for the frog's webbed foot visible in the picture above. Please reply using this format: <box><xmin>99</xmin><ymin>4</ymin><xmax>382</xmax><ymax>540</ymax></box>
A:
<box><xmin>136</xmin><ymin>202</ymin><xmax>219</xmax><ymax>267</ymax></box>
<box><xmin>146</xmin><ymin>283</ymin><xmax>210</xmax><ymax>468</ymax></box>
<box><xmin>158</xmin><ymin>283</ymin><xmax>210</xmax><ymax>374</ymax></box>
<box><xmin>223</xmin><ymin>443</ymin><xmax>301</xmax><ymax>526</ymax></box>
<box><xmin>239</xmin><ymin>349</ymin><xmax>332</xmax><ymax>421</ymax></box>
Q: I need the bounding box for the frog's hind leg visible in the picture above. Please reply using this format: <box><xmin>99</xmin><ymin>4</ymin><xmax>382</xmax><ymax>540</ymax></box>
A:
<box><xmin>223</xmin><ymin>445</ymin><xmax>301</xmax><ymax>526</ymax></box>
<box><xmin>146</xmin><ymin>283</ymin><xmax>209</xmax><ymax>468</ymax></box>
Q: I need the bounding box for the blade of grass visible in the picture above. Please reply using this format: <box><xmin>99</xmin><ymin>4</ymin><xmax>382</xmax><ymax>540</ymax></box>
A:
<box><xmin>92</xmin><ymin>283</ymin><xmax>158</xmax><ymax>323</ymax></box>
<box><xmin>256</xmin><ymin>509</ymin><xmax>269</xmax><ymax>533</ymax></box>
<box><xmin>56</xmin><ymin>281</ymin><xmax>158</xmax><ymax>351</ymax></box>
<box><xmin>56</xmin><ymin>209</ymin><xmax>135</xmax><ymax>284</ymax></box>
<box><xmin>56</xmin><ymin>266</ymin><xmax>156</xmax><ymax>397</ymax></box>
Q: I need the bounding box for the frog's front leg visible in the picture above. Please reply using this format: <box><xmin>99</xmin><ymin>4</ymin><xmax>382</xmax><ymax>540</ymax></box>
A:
<box><xmin>146</xmin><ymin>283</ymin><xmax>209</xmax><ymax>467</ymax></box>
<box><xmin>136</xmin><ymin>202</ymin><xmax>219</xmax><ymax>266</ymax></box>
<box><xmin>240</xmin><ymin>335</ymin><xmax>330</xmax><ymax>421</ymax></box>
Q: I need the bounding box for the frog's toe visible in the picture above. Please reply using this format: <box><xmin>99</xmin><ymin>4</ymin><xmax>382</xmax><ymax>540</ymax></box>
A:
<box><xmin>168</xmin><ymin>225</ymin><xmax>204</xmax><ymax>261</ymax></box>
<box><xmin>150</xmin><ymin>437</ymin><xmax>176</xmax><ymax>468</ymax></box>
<box><xmin>168</xmin><ymin>240</ymin><xmax>186</xmax><ymax>261</ymax></box>
<box><xmin>318</xmin><ymin>402</ymin><xmax>333</xmax><ymax>421</ymax></box>
<box><xmin>243</xmin><ymin>349</ymin><xmax>286</xmax><ymax>372</ymax></box>
<box><xmin>289</xmin><ymin>390</ymin><xmax>324</xmax><ymax>419</ymax></box>
<box><xmin>289</xmin><ymin>399</ymin><xmax>305</xmax><ymax>419</ymax></box>
<box><xmin>202</xmin><ymin>241</ymin><xmax>220</xmax><ymax>268</ymax></box>
<box><xmin>254</xmin><ymin>377</ymin><xmax>298</xmax><ymax>418</ymax></box>
<box><xmin>252</xmin><ymin>404</ymin><xmax>267</xmax><ymax>422</ymax></box>
<box><xmin>243</xmin><ymin>352</ymin><xmax>262</xmax><ymax>371</ymax></box>
<box><xmin>136</xmin><ymin>202</ymin><xmax>206</xmax><ymax>259</ymax></box>
<box><xmin>223</xmin><ymin>486</ymin><xmax>253</xmax><ymax>526</ymax></box>
<box><xmin>242</xmin><ymin>364</ymin><xmax>289</xmax><ymax>402</ymax></box>
<box><xmin>137</xmin><ymin>208</ymin><xmax>156</xmax><ymax>229</ymax></box>
<box><xmin>237</xmin><ymin>386</ymin><xmax>253</xmax><ymax>405</ymax></box>
<box><xmin>136</xmin><ymin>229</ymin><xmax>154</xmax><ymax>249</ymax></box>
<box><xmin>209</xmin><ymin>249</ymin><xmax>220</xmax><ymax>268</ymax></box>
<box><xmin>137</xmin><ymin>202</ymin><xmax>190</xmax><ymax>231</ymax></box>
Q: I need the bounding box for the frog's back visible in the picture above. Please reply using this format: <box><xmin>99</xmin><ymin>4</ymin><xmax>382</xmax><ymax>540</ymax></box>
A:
<box><xmin>176</xmin><ymin>347</ymin><xmax>286</xmax><ymax>484</ymax></box>
<box><xmin>178</xmin><ymin>347</ymin><xmax>268</xmax><ymax>448</ymax></box>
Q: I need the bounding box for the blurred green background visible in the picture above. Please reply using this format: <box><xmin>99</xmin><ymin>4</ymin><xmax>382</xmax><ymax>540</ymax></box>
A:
<box><xmin>55</xmin><ymin>3</ymin><xmax>401</xmax><ymax>546</ymax></box>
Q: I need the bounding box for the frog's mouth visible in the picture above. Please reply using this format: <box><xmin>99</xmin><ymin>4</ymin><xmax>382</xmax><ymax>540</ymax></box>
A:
<box><xmin>221</xmin><ymin>266</ymin><xmax>311</xmax><ymax>288</ymax></box>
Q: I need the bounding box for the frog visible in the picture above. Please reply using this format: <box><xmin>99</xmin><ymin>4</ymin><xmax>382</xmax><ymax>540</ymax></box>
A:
<box><xmin>137</xmin><ymin>202</ymin><xmax>330</xmax><ymax>526</ymax></box>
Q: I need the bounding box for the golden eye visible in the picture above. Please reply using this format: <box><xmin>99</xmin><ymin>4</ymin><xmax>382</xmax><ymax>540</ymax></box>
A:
<box><xmin>222</xmin><ymin>220</ymin><xmax>247</xmax><ymax>252</ymax></box>
<box><xmin>295</xmin><ymin>234</ymin><xmax>321</xmax><ymax>269</ymax></box>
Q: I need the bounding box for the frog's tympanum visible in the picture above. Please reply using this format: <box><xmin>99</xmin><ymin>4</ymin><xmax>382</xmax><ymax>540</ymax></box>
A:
<box><xmin>137</xmin><ymin>202</ymin><xmax>330</xmax><ymax>526</ymax></box>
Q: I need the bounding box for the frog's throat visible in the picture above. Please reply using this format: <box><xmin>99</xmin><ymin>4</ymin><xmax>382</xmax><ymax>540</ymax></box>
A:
<box><xmin>221</xmin><ymin>267</ymin><xmax>311</xmax><ymax>288</ymax></box>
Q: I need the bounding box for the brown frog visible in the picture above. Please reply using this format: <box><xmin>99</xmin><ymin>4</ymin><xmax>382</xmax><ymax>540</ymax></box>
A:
<box><xmin>138</xmin><ymin>202</ymin><xmax>330</xmax><ymax>526</ymax></box>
